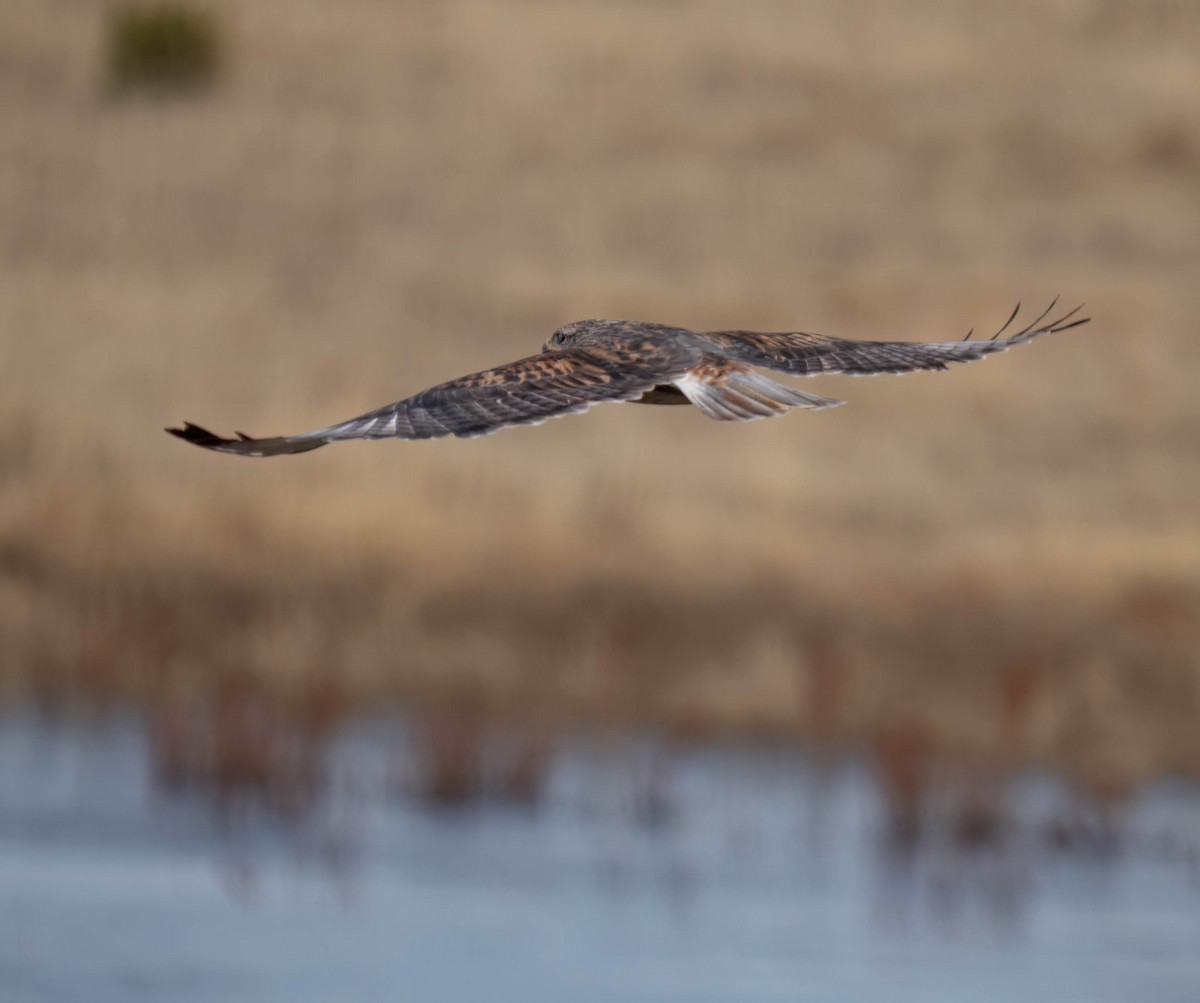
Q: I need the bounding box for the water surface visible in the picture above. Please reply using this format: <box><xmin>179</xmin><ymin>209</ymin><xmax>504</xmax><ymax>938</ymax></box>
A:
<box><xmin>2</xmin><ymin>711</ymin><xmax>1198</xmax><ymax>1003</ymax></box>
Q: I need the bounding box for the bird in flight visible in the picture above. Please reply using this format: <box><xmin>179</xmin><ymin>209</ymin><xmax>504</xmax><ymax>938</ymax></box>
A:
<box><xmin>168</xmin><ymin>300</ymin><xmax>1087</xmax><ymax>457</ymax></box>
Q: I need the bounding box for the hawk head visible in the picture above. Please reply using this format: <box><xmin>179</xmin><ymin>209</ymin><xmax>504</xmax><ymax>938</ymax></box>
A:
<box><xmin>544</xmin><ymin>319</ymin><xmax>607</xmax><ymax>352</ymax></box>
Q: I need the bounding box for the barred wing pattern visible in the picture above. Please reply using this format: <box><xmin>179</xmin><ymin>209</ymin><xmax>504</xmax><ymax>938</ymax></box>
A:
<box><xmin>700</xmin><ymin>301</ymin><xmax>1088</xmax><ymax>377</ymax></box>
<box><xmin>168</xmin><ymin>344</ymin><xmax>689</xmax><ymax>457</ymax></box>
<box><xmin>168</xmin><ymin>300</ymin><xmax>1088</xmax><ymax>456</ymax></box>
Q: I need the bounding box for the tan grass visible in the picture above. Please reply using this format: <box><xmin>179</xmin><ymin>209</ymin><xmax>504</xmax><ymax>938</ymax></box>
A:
<box><xmin>2</xmin><ymin>0</ymin><xmax>1198</xmax><ymax>784</ymax></box>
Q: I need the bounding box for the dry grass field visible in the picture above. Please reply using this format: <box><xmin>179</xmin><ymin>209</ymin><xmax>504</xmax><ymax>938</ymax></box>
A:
<box><xmin>3</xmin><ymin>1</ymin><xmax>1199</xmax><ymax>790</ymax></box>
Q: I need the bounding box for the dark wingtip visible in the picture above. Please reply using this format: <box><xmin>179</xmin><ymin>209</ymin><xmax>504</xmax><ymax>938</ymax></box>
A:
<box><xmin>990</xmin><ymin>301</ymin><xmax>1022</xmax><ymax>341</ymax></box>
<box><xmin>165</xmin><ymin>422</ymin><xmax>239</xmax><ymax>449</ymax></box>
<box><xmin>1053</xmin><ymin>315</ymin><xmax>1091</xmax><ymax>334</ymax></box>
<box><xmin>164</xmin><ymin>421</ymin><xmax>326</xmax><ymax>457</ymax></box>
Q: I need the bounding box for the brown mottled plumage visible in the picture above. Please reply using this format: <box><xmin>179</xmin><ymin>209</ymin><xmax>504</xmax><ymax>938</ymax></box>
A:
<box><xmin>167</xmin><ymin>300</ymin><xmax>1087</xmax><ymax>456</ymax></box>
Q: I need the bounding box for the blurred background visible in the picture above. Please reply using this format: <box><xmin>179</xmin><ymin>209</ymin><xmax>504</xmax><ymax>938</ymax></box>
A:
<box><xmin>2</xmin><ymin>1</ymin><xmax>1199</xmax><ymax>1000</ymax></box>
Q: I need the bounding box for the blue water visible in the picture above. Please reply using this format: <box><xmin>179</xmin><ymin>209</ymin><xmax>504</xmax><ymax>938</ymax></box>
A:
<box><xmin>1</xmin><ymin>712</ymin><xmax>1198</xmax><ymax>1003</ymax></box>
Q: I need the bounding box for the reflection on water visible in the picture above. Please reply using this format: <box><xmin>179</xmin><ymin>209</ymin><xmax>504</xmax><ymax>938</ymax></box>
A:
<box><xmin>2</xmin><ymin>707</ymin><xmax>1199</xmax><ymax>1003</ymax></box>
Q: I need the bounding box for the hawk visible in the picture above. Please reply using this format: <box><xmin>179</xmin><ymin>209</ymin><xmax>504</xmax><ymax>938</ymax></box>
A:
<box><xmin>168</xmin><ymin>300</ymin><xmax>1087</xmax><ymax>457</ymax></box>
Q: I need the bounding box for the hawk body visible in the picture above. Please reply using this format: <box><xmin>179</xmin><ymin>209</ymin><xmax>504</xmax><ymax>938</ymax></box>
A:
<box><xmin>168</xmin><ymin>301</ymin><xmax>1087</xmax><ymax>456</ymax></box>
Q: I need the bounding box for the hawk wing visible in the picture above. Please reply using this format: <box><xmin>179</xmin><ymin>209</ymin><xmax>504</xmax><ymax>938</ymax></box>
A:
<box><xmin>698</xmin><ymin>301</ymin><xmax>1088</xmax><ymax>377</ymax></box>
<box><xmin>167</xmin><ymin>344</ymin><xmax>685</xmax><ymax>457</ymax></box>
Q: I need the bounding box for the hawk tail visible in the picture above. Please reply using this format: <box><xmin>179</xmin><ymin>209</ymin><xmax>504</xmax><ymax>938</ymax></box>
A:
<box><xmin>676</xmin><ymin>363</ymin><xmax>843</xmax><ymax>422</ymax></box>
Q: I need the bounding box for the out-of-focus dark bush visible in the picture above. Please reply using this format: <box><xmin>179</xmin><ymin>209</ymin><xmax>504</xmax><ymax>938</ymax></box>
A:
<box><xmin>107</xmin><ymin>3</ymin><xmax>221</xmax><ymax>94</ymax></box>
